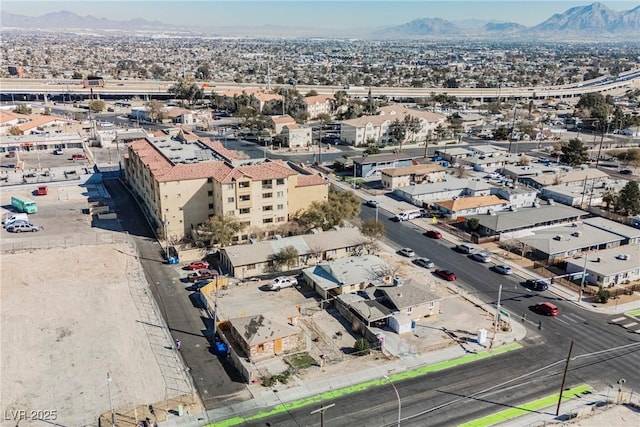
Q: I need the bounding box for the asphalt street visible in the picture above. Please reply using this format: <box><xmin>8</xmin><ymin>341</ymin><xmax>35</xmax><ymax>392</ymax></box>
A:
<box><xmin>101</xmin><ymin>177</ymin><xmax>248</xmax><ymax>410</ymax></box>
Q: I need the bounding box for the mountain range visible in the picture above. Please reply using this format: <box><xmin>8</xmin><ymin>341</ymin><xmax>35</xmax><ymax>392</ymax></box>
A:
<box><xmin>1</xmin><ymin>3</ymin><xmax>639</xmax><ymax>39</ymax></box>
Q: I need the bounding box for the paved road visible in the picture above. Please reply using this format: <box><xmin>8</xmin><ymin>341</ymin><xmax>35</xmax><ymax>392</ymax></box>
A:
<box><xmin>250</xmin><ymin>205</ymin><xmax>640</xmax><ymax>426</ymax></box>
<box><xmin>101</xmin><ymin>177</ymin><xmax>249</xmax><ymax>410</ymax></box>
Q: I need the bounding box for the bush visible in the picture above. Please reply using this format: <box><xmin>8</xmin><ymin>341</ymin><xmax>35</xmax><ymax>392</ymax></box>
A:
<box><xmin>354</xmin><ymin>338</ymin><xmax>370</xmax><ymax>356</ymax></box>
<box><xmin>596</xmin><ymin>286</ymin><xmax>610</xmax><ymax>304</ymax></box>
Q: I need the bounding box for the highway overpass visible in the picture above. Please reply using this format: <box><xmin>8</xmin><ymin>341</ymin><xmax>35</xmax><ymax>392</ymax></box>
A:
<box><xmin>1</xmin><ymin>69</ymin><xmax>638</xmax><ymax>103</ymax></box>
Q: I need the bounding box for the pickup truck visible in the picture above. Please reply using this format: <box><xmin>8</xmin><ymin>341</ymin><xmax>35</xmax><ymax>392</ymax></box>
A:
<box><xmin>266</xmin><ymin>276</ymin><xmax>298</xmax><ymax>291</ymax></box>
<box><xmin>187</xmin><ymin>269</ymin><xmax>219</xmax><ymax>282</ymax></box>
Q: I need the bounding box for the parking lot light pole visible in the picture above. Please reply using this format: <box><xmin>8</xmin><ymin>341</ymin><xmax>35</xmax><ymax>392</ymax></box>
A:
<box><xmin>384</xmin><ymin>375</ymin><xmax>401</xmax><ymax>426</ymax></box>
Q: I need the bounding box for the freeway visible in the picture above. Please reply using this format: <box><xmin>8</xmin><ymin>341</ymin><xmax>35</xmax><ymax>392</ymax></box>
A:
<box><xmin>247</xmin><ymin>206</ymin><xmax>640</xmax><ymax>426</ymax></box>
<box><xmin>1</xmin><ymin>69</ymin><xmax>638</xmax><ymax>100</ymax></box>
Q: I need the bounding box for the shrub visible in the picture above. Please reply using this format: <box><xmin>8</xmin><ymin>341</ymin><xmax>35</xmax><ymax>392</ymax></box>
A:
<box><xmin>596</xmin><ymin>286</ymin><xmax>610</xmax><ymax>304</ymax></box>
<box><xmin>354</xmin><ymin>338</ymin><xmax>370</xmax><ymax>356</ymax></box>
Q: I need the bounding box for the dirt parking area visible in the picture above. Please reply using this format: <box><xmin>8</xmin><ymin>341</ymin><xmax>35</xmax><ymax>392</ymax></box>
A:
<box><xmin>0</xmin><ymin>183</ymin><xmax>171</xmax><ymax>426</ymax></box>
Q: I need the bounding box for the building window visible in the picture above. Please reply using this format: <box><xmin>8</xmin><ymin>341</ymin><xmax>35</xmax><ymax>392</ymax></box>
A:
<box><xmin>227</xmin><ymin>210</ymin><xmax>235</xmax><ymax>216</ymax></box>
<box><xmin>277</xmin><ymin>216</ymin><xmax>286</xmax><ymax>222</ymax></box>
<box><xmin>208</xmin><ymin>204</ymin><xmax>214</xmax><ymax>209</ymax></box>
<box><xmin>239</xmin><ymin>208</ymin><xmax>250</xmax><ymax>214</ymax></box>
<box><xmin>262</xmin><ymin>179</ymin><xmax>273</xmax><ymax>189</ymax></box>
<box><xmin>276</xmin><ymin>191</ymin><xmax>284</xmax><ymax>197</ymax></box>
<box><xmin>227</xmin><ymin>183</ymin><xmax>234</xmax><ymax>190</ymax></box>
<box><xmin>263</xmin><ymin>192</ymin><xmax>273</xmax><ymax>199</ymax></box>
<box><xmin>407</xmin><ymin>307</ymin><xmax>413</xmax><ymax>314</ymax></box>
<box><xmin>246</xmin><ymin>264</ymin><xmax>256</xmax><ymax>270</ymax></box>
<box><xmin>263</xmin><ymin>218</ymin><xmax>274</xmax><ymax>224</ymax></box>
<box><xmin>239</xmin><ymin>195</ymin><xmax>251</xmax><ymax>201</ymax></box>
<box><xmin>208</xmin><ymin>191</ymin><xmax>213</xmax><ymax>196</ymax></box>
<box><xmin>277</xmin><ymin>204</ymin><xmax>284</xmax><ymax>210</ymax></box>
<box><xmin>207</xmin><ymin>178</ymin><xmax>213</xmax><ymax>183</ymax></box>
<box><xmin>227</xmin><ymin>197</ymin><xmax>235</xmax><ymax>203</ymax></box>
<box><xmin>276</xmin><ymin>178</ymin><xmax>285</xmax><ymax>185</ymax></box>
<box><xmin>239</xmin><ymin>181</ymin><xmax>250</xmax><ymax>188</ymax></box>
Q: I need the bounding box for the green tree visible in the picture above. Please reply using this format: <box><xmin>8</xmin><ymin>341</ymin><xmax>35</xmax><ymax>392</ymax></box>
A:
<box><xmin>466</xmin><ymin>217</ymin><xmax>480</xmax><ymax>231</ymax></box>
<box><xmin>560</xmin><ymin>138</ymin><xmax>589</xmax><ymax>167</ymax></box>
<box><xmin>305</xmin><ymin>89</ymin><xmax>318</xmax><ymax>97</ymax></box>
<box><xmin>596</xmin><ymin>286</ymin><xmax>610</xmax><ymax>304</ymax></box>
<box><xmin>354</xmin><ymin>338</ymin><xmax>370</xmax><ymax>355</ymax></box>
<box><xmin>14</xmin><ymin>104</ymin><xmax>31</xmax><ymax>115</ymax></box>
<box><xmin>72</xmin><ymin>71</ymin><xmax>83</xmax><ymax>79</ymax></box>
<box><xmin>196</xmin><ymin>215</ymin><xmax>246</xmax><ymax>247</ymax></box>
<box><xmin>601</xmin><ymin>189</ymin><xmax>618</xmax><ymax>212</ymax></box>
<box><xmin>297</xmin><ymin>188</ymin><xmax>361</xmax><ymax>231</ymax></box>
<box><xmin>8</xmin><ymin>126</ymin><xmax>22</xmax><ymax>135</ymax></box>
<box><xmin>169</xmin><ymin>78</ymin><xmax>204</xmax><ymax>106</ymax></box>
<box><xmin>195</xmin><ymin>63</ymin><xmax>211</xmax><ymax>80</ymax></box>
<box><xmin>88</xmin><ymin>100</ymin><xmax>106</xmax><ymax>112</ymax></box>
<box><xmin>270</xmin><ymin>246</ymin><xmax>299</xmax><ymax>271</ymax></box>
<box><xmin>146</xmin><ymin>99</ymin><xmax>165</xmax><ymax>123</ymax></box>
<box><xmin>616</xmin><ymin>181</ymin><xmax>640</xmax><ymax>216</ymax></box>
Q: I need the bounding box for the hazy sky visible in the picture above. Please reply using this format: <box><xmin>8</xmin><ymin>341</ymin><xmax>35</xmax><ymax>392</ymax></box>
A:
<box><xmin>2</xmin><ymin>1</ymin><xmax>639</xmax><ymax>28</ymax></box>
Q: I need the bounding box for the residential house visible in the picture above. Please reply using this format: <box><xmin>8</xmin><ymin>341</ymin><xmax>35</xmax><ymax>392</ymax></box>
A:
<box><xmin>433</xmin><ymin>195</ymin><xmax>509</xmax><ymax>219</ymax></box>
<box><xmin>540</xmin><ymin>178</ymin><xmax>629</xmax><ymax>208</ymax></box>
<box><xmin>465</xmin><ymin>202</ymin><xmax>587</xmax><ymax>239</ymax></box>
<box><xmin>163</xmin><ymin>107</ymin><xmax>194</xmax><ymax>125</ymax></box>
<box><xmin>340</xmin><ymin>104</ymin><xmax>446</xmax><ymax>146</ymax></box>
<box><xmin>381</xmin><ymin>163</ymin><xmax>447</xmax><ymax>190</ymax></box>
<box><xmin>219</xmin><ymin>227</ymin><xmax>369</xmax><ymax>278</ymax></box>
<box><xmin>565</xmin><ymin>246</ymin><xmax>640</xmax><ymax>287</ymax></box>
<box><xmin>281</xmin><ymin>124</ymin><xmax>312</xmax><ymax>149</ymax></box>
<box><xmin>302</xmin><ymin>255</ymin><xmax>391</xmax><ymax>300</ymax></box>
<box><xmin>0</xmin><ymin>110</ymin><xmax>30</xmax><ymax>135</ymax></box>
<box><xmin>226</xmin><ymin>314</ymin><xmax>304</xmax><ymax>361</ymax></box>
<box><xmin>393</xmin><ymin>176</ymin><xmax>493</xmax><ymax>207</ymax></box>
<box><xmin>352</xmin><ymin>153</ymin><xmax>418</xmax><ymax>178</ymax></box>
<box><xmin>123</xmin><ymin>128</ymin><xmax>328</xmax><ymax>242</ymax></box>
<box><xmin>378</xmin><ymin>280</ymin><xmax>441</xmax><ymax>334</ymax></box>
<box><xmin>520</xmin><ymin>166</ymin><xmax>609</xmax><ymax>190</ymax></box>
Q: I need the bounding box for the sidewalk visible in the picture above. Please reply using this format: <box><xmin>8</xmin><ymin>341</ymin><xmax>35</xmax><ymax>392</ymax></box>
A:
<box><xmin>328</xmin><ymin>176</ymin><xmax>640</xmax><ymax>316</ymax></box>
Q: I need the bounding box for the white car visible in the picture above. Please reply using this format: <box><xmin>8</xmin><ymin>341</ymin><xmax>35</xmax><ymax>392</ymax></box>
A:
<box><xmin>493</xmin><ymin>265</ymin><xmax>513</xmax><ymax>275</ymax></box>
<box><xmin>399</xmin><ymin>248</ymin><xmax>416</xmax><ymax>257</ymax></box>
<box><xmin>414</xmin><ymin>257</ymin><xmax>435</xmax><ymax>269</ymax></box>
<box><xmin>267</xmin><ymin>276</ymin><xmax>298</xmax><ymax>291</ymax></box>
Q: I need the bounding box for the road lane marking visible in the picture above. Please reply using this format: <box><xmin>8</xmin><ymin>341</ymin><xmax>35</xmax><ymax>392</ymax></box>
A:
<box><xmin>611</xmin><ymin>317</ymin><xmax>626</xmax><ymax>322</ymax></box>
<box><xmin>555</xmin><ymin>317</ymin><xmax>570</xmax><ymax>325</ymax></box>
<box><xmin>623</xmin><ymin>322</ymin><xmax>638</xmax><ymax>328</ymax></box>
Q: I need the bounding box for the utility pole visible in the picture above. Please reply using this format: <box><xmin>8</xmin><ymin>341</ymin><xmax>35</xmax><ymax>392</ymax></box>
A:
<box><xmin>107</xmin><ymin>372</ymin><xmax>115</xmax><ymax>427</ymax></box>
<box><xmin>508</xmin><ymin>104</ymin><xmax>517</xmax><ymax>153</ymax></box>
<box><xmin>556</xmin><ymin>340</ymin><xmax>574</xmax><ymax>416</ymax></box>
<box><xmin>310</xmin><ymin>403</ymin><xmax>335</xmax><ymax>427</ymax></box>
<box><xmin>493</xmin><ymin>284</ymin><xmax>502</xmax><ymax>339</ymax></box>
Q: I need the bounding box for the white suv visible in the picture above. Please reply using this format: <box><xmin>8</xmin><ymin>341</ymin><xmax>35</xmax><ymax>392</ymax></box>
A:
<box><xmin>6</xmin><ymin>222</ymin><xmax>40</xmax><ymax>233</ymax></box>
<box><xmin>267</xmin><ymin>277</ymin><xmax>298</xmax><ymax>291</ymax></box>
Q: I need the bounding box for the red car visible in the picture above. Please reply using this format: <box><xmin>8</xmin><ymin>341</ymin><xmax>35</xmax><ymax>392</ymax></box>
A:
<box><xmin>426</xmin><ymin>230</ymin><xmax>443</xmax><ymax>239</ymax></box>
<box><xmin>184</xmin><ymin>261</ymin><xmax>210</xmax><ymax>270</ymax></box>
<box><xmin>535</xmin><ymin>302</ymin><xmax>559</xmax><ymax>316</ymax></box>
<box><xmin>187</xmin><ymin>269</ymin><xmax>218</xmax><ymax>282</ymax></box>
<box><xmin>71</xmin><ymin>154</ymin><xmax>87</xmax><ymax>160</ymax></box>
<box><xmin>434</xmin><ymin>269</ymin><xmax>457</xmax><ymax>281</ymax></box>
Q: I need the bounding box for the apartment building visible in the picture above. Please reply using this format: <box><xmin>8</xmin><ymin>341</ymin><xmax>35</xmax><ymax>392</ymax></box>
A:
<box><xmin>303</xmin><ymin>94</ymin><xmax>334</xmax><ymax>119</ymax></box>
<box><xmin>123</xmin><ymin>130</ymin><xmax>328</xmax><ymax>242</ymax></box>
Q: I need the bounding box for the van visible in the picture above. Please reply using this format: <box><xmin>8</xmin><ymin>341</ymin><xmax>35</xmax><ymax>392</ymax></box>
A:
<box><xmin>394</xmin><ymin>209</ymin><xmax>422</xmax><ymax>221</ymax></box>
<box><xmin>3</xmin><ymin>213</ymin><xmax>29</xmax><ymax>226</ymax></box>
<box><xmin>456</xmin><ymin>244</ymin><xmax>476</xmax><ymax>254</ymax></box>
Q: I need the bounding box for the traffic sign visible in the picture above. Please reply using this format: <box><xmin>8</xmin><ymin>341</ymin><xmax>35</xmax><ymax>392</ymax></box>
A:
<box><xmin>499</xmin><ymin>309</ymin><xmax>510</xmax><ymax>318</ymax></box>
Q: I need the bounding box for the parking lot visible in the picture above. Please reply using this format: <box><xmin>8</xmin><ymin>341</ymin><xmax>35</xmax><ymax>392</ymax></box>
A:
<box><xmin>0</xmin><ymin>180</ymin><xmax>181</xmax><ymax>426</ymax></box>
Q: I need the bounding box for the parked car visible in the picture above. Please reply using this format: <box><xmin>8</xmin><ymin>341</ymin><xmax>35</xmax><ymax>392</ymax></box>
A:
<box><xmin>493</xmin><ymin>265</ymin><xmax>513</xmax><ymax>275</ymax></box>
<box><xmin>620</xmin><ymin>169</ymin><xmax>633</xmax><ymax>175</ymax></box>
<box><xmin>71</xmin><ymin>154</ymin><xmax>87</xmax><ymax>160</ymax></box>
<box><xmin>425</xmin><ymin>230</ymin><xmax>443</xmax><ymax>239</ymax></box>
<box><xmin>35</xmin><ymin>186</ymin><xmax>48</xmax><ymax>196</ymax></box>
<box><xmin>365</xmin><ymin>200</ymin><xmax>379</xmax><ymax>208</ymax></box>
<box><xmin>456</xmin><ymin>244</ymin><xmax>476</xmax><ymax>254</ymax></box>
<box><xmin>414</xmin><ymin>257</ymin><xmax>435</xmax><ymax>269</ymax></box>
<box><xmin>524</xmin><ymin>279</ymin><xmax>549</xmax><ymax>292</ymax></box>
<box><xmin>470</xmin><ymin>252</ymin><xmax>491</xmax><ymax>263</ymax></box>
<box><xmin>184</xmin><ymin>261</ymin><xmax>210</xmax><ymax>270</ymax></box>
<box><xmin>434</xmin><ymin>269</ymin><xmax>457</xmax><ymax>281</ymax></box>
<box><xmin>187</xmin><ymin>269</ymin><xmax>218</xmax><ymax>282</ymax></box>
<box><xmin>398</xmin><ymin>247</ymin><xmax>416</xmax><ymax>257</ymax></box>
<box><xmin>266</xmin><ymin>276</ymin><xmax>298</xmax><ymax>291</ymax></box>
<box><xmin>187</xmin><ymin>279</ymin><xmax>213</xmax><ymax>291</ymax></box>
<box><xmin>53</xmin><ymin>148</ymin><xmax>64</xmax><ymax>155</ymax></box>
<box><xmin>6</xmin><ymin>222</ymin><xmax>40</xmax><ymax>233</ymax></box>
<box><xmin>535</xmin><ymin>302</ymin><xmax>559</xmax><ymax>316</ymax></box>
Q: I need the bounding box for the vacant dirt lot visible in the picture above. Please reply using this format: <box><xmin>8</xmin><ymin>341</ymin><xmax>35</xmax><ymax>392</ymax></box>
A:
<box><xmin>0</xmin><ymin>184</ymin><xmax>171</xmax><ymax>426</ymax></box>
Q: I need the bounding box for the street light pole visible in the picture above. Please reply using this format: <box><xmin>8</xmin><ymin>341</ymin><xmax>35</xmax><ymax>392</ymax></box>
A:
<box><xmin>493</xmin><ymin>284</ymin><xmax>502</xmax><ymax>339</ymax></box>
<box><xmin>384</xmin><ymin>375</ymin><xmax>401</xmax><ymax>426</ymax></box>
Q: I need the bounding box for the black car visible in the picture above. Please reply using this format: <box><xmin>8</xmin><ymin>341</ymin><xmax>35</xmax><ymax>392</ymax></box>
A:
<box><xmin>524</xmin><ymin>279</ymin><xmax>548</xmax><ymax>292</ymax></box>
<box><xmin>620</xmin><ymin>169</ymin><xmax>633</xmax><ymax>175</ymax></box>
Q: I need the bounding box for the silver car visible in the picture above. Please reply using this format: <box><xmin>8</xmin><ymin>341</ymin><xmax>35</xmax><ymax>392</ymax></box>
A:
<box><xmin>6</xmin><ymin>222</ymin><xmax>40</xmax><ymax>233</ymax></box>
<box><xmin>399</xmin><ymin>248</ymin><xmax>416</xmax><ymax>257</ymax></box>
<box><xmin>414</xmin><ymin>257</ymin><xmax>435</xmax><ymax>269</ymax></box>
<box><xmin>470</xmin><ymin>252</ymin><xmax>491</xmax><ymax>263</ymax></box>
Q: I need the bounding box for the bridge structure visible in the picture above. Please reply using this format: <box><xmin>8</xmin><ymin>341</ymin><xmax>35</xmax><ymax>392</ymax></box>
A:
<box><xmin>1</xmin><ymin>69</ymin><xmax>639</xmax><ymax>103</ymax></box>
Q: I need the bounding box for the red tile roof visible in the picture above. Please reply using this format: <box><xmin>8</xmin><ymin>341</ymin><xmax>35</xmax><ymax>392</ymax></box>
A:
<box><xmin>296</xmin><ymin>174</ymin><xmax>328</xmax><ymax>187</ymax></box>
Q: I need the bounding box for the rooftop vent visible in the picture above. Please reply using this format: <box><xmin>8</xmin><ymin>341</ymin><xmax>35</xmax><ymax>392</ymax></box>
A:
<box><xmin>553</xmin><ymin>235</ymin><xmax>565</xmax><ymax>241</ymax></box>
<box><xmin>571</xmin><ymin>231</ymin><xmax>581</xmax><ymax>237</ymax></box>
<box><xmin>393</xmin><ymin>277</ymin><xmax>404</xmax><ymax>287</ymax></box>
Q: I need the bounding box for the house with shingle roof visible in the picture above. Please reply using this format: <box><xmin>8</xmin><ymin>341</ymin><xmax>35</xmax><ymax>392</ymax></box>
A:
<box><xmin>433</xmin><ymin>195</ymin><xmax>509</xmax><ymax>219</ymax></box>
<box><xmin>381</xmin><ymin>163</ymin><xmax>447</xmax><ymax>189</ymax></box>
<box><xmin>124</xmin><ymin>129</ymin><xmax>328</xmax><ymax>242</ymax></box>
<box><xmin>226</xmin><ymin>314</ymin><xmax>304</xmax><ymax>361</ymax></box>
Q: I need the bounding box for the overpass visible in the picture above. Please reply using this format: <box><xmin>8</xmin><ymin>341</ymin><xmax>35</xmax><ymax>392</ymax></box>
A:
<box><xmin>1</xmin><ymin>69</ymin><xmax>638</xmax><ymax>103</ymax></box>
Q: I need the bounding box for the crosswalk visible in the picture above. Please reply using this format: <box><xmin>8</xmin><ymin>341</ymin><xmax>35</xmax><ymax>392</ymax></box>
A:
<box><xmin>610</xmin><ymin>316</ymin><xmax>640</xmax><ymax>333</ymax></box>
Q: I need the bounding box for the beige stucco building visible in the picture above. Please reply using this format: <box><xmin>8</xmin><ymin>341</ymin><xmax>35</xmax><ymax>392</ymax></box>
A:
<box><xmin>381</xmin><ymin>163</ymin><xmax>447</xmax><ymax>190</ymax></box>
<box><xmin>123</xmin><ymin>128</ymin><xmax>328</xmax><ymax>242</ymax></box>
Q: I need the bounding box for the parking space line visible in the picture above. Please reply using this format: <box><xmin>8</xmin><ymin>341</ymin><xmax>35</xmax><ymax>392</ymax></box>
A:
<box><xmin>622</xmin><ymin>322</ymin><xmax>638</xmax><ymax>328</ymax></box>
<box><xmin>611</xmin><ymin>317</ymin><xmax>626</xmax><ymax>322</ymax></box>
